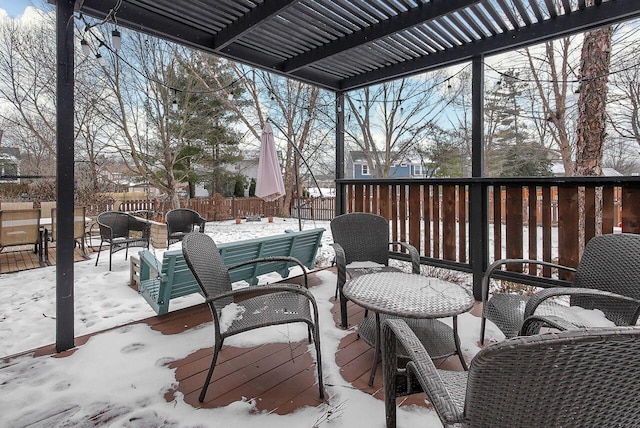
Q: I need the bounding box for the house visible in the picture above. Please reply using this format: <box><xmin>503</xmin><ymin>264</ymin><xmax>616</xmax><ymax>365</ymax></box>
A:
<box><xmin>348</xmin><ymin>150</ymin><xmax>427</xmax><ymax>179</ymax></box>
<box><xmin>551</xmin><ymin>162</ymin><xmax>623</xmax><ymax>177</ymax></box>
<box><xmin>0</xmin><ymin>147</ymin><xmax>21</xmax><ymax>183</ymax></box>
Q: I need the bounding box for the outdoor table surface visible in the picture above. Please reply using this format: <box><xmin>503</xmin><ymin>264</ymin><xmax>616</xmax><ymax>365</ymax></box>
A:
<box><xmin>343</xmin><ymin>271</ymin><xmax>474</xmax><ymax>384</ymax></box>
<box><xmin>343</xmin><ymin>271</ymin><xmax>474</xmax><ymax>318</ymax></box>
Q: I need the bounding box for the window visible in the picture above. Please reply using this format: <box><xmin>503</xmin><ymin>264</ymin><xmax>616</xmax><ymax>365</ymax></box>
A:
<box><xmin>412</xmin><ymin>164</ymin><xmax>424</xmax><ymax>176</ymax></box>
<box><xmin>361</xmin><ymin>164</ymin><xmax>370</xmax><ymax>175</ymax></box>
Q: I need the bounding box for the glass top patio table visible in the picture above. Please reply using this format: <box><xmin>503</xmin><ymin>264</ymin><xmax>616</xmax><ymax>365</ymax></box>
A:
<box><xmin>343</xmin><ymin>271</ymin><xmax>474</xmax><ymax>385</ymax></box>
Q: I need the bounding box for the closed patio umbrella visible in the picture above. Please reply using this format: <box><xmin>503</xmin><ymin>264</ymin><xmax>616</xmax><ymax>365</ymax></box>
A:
<box><xmin>255</xmin><ymin>123</ymin><xmax>286</xmax><ymax>202</ymax></box>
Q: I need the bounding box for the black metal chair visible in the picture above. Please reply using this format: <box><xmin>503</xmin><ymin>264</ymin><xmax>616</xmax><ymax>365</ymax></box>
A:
<box><xmin>480</xmin><ymin>233</ymin><xmax>640</xmax><ymax>343</ymax></box>
<box><xmin>94</xmin><ymin>211</ymin><xmax>150</xmax><ymax>271</ymax></box>
<box><xmin>181</xmin><ymin>232</ymin><xmax>324</xmax><ymax>403</ymax></box>
<box><xmin>165</xmin><ymin>208</ymin><xmax>206</xmax><ymax>246</ymax></box>
<box><xmin>383</xmin><ymin>319</ymin><xmax>640</xmax><ymax>428</ymax></box>
<box><xmin>331</xmin><ymin>212</ymin><xmax>420</xmax><ymax>328</ymax></box>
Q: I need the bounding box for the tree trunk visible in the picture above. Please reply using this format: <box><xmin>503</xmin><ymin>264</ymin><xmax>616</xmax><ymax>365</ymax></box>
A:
<box><xmin>575</xmin><ymin>25</ymin><xmax>613</xmax><ymax>176</ymax></box>
<box><xmin>575</xmin><ymin>20</ymin><xmax>613</xmax><ymax>253</ymax></box>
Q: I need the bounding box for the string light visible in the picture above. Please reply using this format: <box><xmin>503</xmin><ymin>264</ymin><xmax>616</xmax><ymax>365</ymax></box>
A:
<box><xmin>96</xmin><ymin>52</ymin><xmax>105</xmax><ymax>66</ymax></box>
<box><xmin>80</xmin><ymin>38</ymin><xmax>91</xmax><ymax>56</ymax></box>
<box><xmin>172</xmin><ymin>89</ymin><xmax>179</xmax><ymax>111</ymax></box>
<box><xmin>111</xmin><ymin>28</ymin><xmax>121</xmax><ymax>50</ymax></box>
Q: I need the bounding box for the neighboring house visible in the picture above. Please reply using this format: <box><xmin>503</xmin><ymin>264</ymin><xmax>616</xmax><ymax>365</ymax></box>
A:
<box><xmin>225</xmin><ymin>149</ymin><xmax>285</xmax><ymax>181</ymax></box>
<box><xmin>551</xmin><ymin>162</ymin><xmax>623</xmax><ymax>177</ymax></box>
<box><xmin>347</xmin><ymin>150</ymin><xmax>427</xmax><ymax>179</ymax></box>
<box><xmin>0</xmin><ymin>147</ymin><xmax>21</xmax><ymax>183</ymax></box>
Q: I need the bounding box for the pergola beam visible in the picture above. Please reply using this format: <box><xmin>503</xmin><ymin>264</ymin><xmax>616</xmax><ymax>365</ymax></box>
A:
<box><xmin>339</xmin><ymin>1</ymin><xmax>640</xmax><ymax>91</ymax></box>
<box><xmin>282</xmin><ymin>0</ymin><xmax>481</xmax><ymax>73</ymax></box>
<box><xmin>214</xmin><ymin>0</ymin><xmax>301</xmax><ymax>49</ymax></box>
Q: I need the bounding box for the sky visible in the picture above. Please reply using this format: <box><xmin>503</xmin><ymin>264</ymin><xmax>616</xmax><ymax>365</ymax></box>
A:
<box><xmin>0</xmin><ymin>217</ymin><xmax>511</xmax><ymax>427</ymax></box>
<box><xmin>0</xmin><ymin>0</ymin><xmax>41</xmax><ymax>18</ymax></box>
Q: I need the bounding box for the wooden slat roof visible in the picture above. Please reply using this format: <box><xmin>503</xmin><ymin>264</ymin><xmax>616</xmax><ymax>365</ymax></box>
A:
<box><xmin>79</xmin><ymin>0</ymin><xmax>640</xmax><ymax>91</ymax></box>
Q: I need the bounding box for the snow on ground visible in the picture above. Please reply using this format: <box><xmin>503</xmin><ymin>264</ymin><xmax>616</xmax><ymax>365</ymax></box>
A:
<box><xmin>0</xmin><ymin>217</ymin><xmax>504</xmax><ymax>428</ymax></box>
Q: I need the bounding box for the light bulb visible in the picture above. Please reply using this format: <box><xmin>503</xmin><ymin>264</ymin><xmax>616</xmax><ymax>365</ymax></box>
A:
<box><xmin>96</xmin><ymin>53</ymin><xmax>105</xmax><ymax>66</ymax></box>
<box><xmin>172</xmin><ymin>99</ymin><xmax>178</xmax><ymax>112</ymax></box>
<box><xmin>112</xmin><ymin>29</ymin><xmax>121</xmax><ymax>50</ymax></box>
<box><xmin>81</xmin><ymin>39</ymin><xmax>91</xmax><ymax>56</ymax></box>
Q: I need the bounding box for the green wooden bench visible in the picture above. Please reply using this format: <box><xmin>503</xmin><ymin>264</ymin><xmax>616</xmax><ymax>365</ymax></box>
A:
<box><xmin>137</xmin><ymin>228</ymin><xmax>325</xmax><ymax>315</ymax></box>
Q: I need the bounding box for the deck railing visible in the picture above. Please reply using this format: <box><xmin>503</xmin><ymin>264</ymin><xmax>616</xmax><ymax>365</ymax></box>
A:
<box><xmin>337</xmin><ymin>176</ymin><xmax>640</xmax><ymax>300</ymax></box>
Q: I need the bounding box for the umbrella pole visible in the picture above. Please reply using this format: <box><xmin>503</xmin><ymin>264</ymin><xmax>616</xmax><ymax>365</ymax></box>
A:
<box><xmin>294</xmin><ymin>150</ymin><xmax>302</xmax><ymax>231</ymax></box>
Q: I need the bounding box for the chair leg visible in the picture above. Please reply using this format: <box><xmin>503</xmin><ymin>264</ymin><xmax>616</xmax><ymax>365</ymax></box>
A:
<box><xmin>199</xmin><ymin>340</ymin><xmax>223</xmax><ymax>403</ymax></box>
<box><xmin>312</xmin><ymin>323</ymin><xmax>324</xmax><ymax>399</ymax></box>
<box><xmin>94</xmin><ymin>241</ymin><xmax>104</xmax><ymax>266</ymax></box>
<box><xmin>480</xmin><ymin>316</ymin><xmax>486</xmax><ymax>345</ymax></box>
<box><xmin>339</xmin><ymin>287</ymin><xmax>348</xmax><ymax>328</ymax></box>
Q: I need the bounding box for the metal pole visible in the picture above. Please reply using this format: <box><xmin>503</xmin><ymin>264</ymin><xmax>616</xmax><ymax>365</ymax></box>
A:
<box><xmin>470</xmin><ymin>55</ymin><xmax>488</xmax><ymax>301</ymax></box>
<box><xmin>294</xmin><ymin>150</ymin><xmax>302</xmax><ymax>231</ymax></box>
<box><xmin>335</xmin><ymin>92</ymin><xmax>345</xmax><ymax>216</ymax></box>
<box><xmin>56</xmin><ymin>0</ymin><xmax>75</xmax><ymax>352</ymax></box>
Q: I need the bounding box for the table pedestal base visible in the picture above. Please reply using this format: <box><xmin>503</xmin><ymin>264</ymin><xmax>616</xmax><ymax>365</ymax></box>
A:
<box><xmin>358</xmin><ymin>313</ymin><xmax>468</xmax><ymax>385</ymax></box>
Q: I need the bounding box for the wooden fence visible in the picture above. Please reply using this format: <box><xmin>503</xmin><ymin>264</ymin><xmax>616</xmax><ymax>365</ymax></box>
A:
<box><xmin>341</xmin><ymin>178</ymin><xmax>640</xmax><ymax>276</ymax></box>
<box><xmin>86</xmin><ymin>195</ymin><xmax>335</xmax><ymax>222</ymax></box>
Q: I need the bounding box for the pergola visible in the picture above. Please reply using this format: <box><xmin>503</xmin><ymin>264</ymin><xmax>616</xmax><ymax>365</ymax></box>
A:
<box><xmin>54</xmin><ymin>0</ymin><xmax>640</xmax><ymax>351</ymax></box>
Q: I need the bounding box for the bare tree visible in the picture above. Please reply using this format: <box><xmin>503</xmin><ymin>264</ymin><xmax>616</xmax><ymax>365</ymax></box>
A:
<box><xmin>607</xmin><ymin>26</ymin><xmax>640</xmax><ymax>151</ymax></box>
<box><xmin>344</xmin><ymin>73</ymin><xmax>451</xmax><ymax>178</ymax></box>
<box><xmin>94</xmin><ymin>33</ymin><xmax>199</xmax><ymax>209</ymax></box>
<box><xmin>524</xmin><ymin>37</ymin><xmax>580</xmax><ymax>175</ymax></box>
<box><xmin>185</xmin><ymin>61</ymin><xmax>333</xmax><ymax>215</ymax></box>
<box><xmin>0</xmin><ymin>9</ymin><xmax>114</xmax><ymax>196</ymax></box>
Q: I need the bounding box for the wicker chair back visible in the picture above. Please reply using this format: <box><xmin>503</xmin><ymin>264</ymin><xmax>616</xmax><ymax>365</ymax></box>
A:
<box><xmin>181</xmin><ymin>232</ymin><xmax>233</xmax><ymax>312</ymax></box>
<box><xmin>330</xmin><ymin>212</ymin><xmax>390</xmax><ymax>266</ymax></box>
<box><xmin>571</xmin><ymin>233</ymin><xmax>640</xmax><ymax>324</ymax></box>
<box><xmin>384</xmin><ymin>319</ymin><xmax>640</xmax><ymax>428</ymax></box>
<box><xmin>465</xmin><ymin>327</ymin><xmax>640</xmax><ymax>426</ymax></box>
<box><xmin>166</xmin><ymin>208</ymin><xmax>206</xmax><ymax>245</ymax></box>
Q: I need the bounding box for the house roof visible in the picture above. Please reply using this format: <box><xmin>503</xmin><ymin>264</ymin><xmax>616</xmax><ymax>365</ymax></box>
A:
<box><xmin>79</xmin><ymin>0</ymin><xmax>640</xmax><ymax>92</ymax></box>
<box><xmin>350</xmin><ymin>150</ymin><xmax>422</xmax><ymax>164</ymax></box>
<box><xmin>551</xmin><ymin>162</ymin><xmax>623</xmax><ymax>177</ymax></box>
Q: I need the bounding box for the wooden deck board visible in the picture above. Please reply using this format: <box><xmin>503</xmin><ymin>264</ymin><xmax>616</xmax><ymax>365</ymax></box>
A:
<box><xmin>2</xmin><ymin>268</ymin><xmax>471</xmax><ymax>422</ymax></box>
<box><xmin>0</xmin><ymin>242</ymin><xmax>90</xmax><ymax>273</ymax></box>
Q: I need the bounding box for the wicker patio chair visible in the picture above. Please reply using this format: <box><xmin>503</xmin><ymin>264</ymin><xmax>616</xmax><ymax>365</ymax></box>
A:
<box><xmin>331</xmin><ymin>212</ymin><xmax>420</xmax><ymax>328</ymax></box>
<box><xmin>181</xmin><ymin>232</ymin><xmax>324</xmax><ymax>403</ymax></box>
<box><xmin>383</xmin><ymin>318</ymin><xmax>640</xmax><ymax>428</ymax></box>
<box><xmin>94</xmin><ymin>211</ymin><xmax>150</xmax><ymax>271</ymax></box>
<box><xmin>480</xmin><ymin>233</ymin><xmax>640</xmax><ymax>343</ymax></box>
<box><xmin>165</xmin><ymin>208</ymin><xmax>206</xmax><ymax>246</ymax></box>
